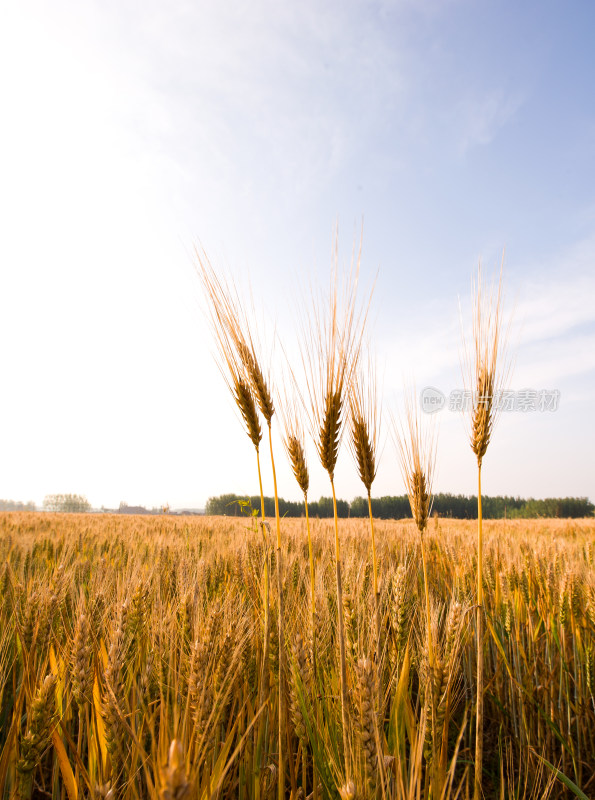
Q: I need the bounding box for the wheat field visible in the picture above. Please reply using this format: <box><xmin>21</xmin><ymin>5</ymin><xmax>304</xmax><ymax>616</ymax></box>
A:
<box><xmin>1</xmin><ymin>511</ymin><xmax>594</xmax><ymax>799</ymax></box>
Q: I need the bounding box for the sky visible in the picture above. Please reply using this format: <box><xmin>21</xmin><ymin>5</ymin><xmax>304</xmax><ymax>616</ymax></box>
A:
<box><xmin>1</xmin><ymin>0</ymin><xmax>594</xmax><ymax>510</ymax></box>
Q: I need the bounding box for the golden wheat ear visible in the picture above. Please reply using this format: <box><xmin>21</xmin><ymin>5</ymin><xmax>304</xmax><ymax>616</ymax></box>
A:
<box><xmin>193</xmin><ymin>248</ymin><xmax>264</xmax><ymax>449</ymax></box>
<box><xmin>159</xmin><ymin>740</ymin><xmax>192</xmax><ymax>800</ymax></box>
<box><xmin>461</xmin><ymin>257</ymin><xmax>512</xmax><ymax>466</ymax></box>
<box><xmin>277</xmin><ymin>384</ymin><xmax>310</xmax><ymax>497</ymax></box>
<box><xmin>392</xmin><ymin>390</ymin><xmax>436</xmax><ymax>535</ymax></box>
<box><xmin>299</xmin><ymin>228</ymin><xmax>373</xmax><ymax>482</ymax></box>
<box><xmin>348</xmin><ymin>356</ymin><xmax>380</xmax><ymax>494</ymax></box>
<box><xmin>287</xmin><ymin>435</ymin><xmax>309</xmax><ymax>496</ymax></box>
<box><xmin>195</xmin><ymin>246</ymin><xmax>275</xmax><ymax>426</ymax></box>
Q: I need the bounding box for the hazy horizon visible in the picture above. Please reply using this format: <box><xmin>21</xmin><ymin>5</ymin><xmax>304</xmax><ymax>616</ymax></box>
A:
<box><xmin>4</xmin><ymin>482</ymin><xmax>594</xmax><ymax>513</ymax></box>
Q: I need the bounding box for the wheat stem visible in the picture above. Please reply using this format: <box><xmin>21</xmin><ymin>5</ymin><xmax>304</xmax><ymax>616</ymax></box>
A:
<box><xmin>304</xmin><ymin>497</ymin><xmax>316</xmax><ymax>664</ymax></box>
<box><xmin>420</xmin><ymin>545</ymin><xmax>433</xmax><ymax>675</ymax></box>
<box><xmin>268</xmin><ymin>424</ymin><xmax>286</xmax><ymax>800</ymax></box>
<box><xmin>463</xmin><ymin>260</ymin><xmax>510</xmax><ymax>799</ymax></box>
<box><xmin>474</xmin><ymin>462</ymin><xmax>484</xmax><ymax>800</ymax></box>
<box><xmin>331</xmin><ymin>477</ymin><xmax>351</xmax><ymax>782</ymax></box>
<box><xmin>256</xmin><ymin>448</ymin><xmax>271</xmax><ymax>724</ymax></box>
<box><xmin>366</xmin><ymin>491</ymin><xmax>381</xmax><ymax>675</ymax></box>
<box><xmin>302</xmin><ymin>492</ymin><xmax>319</xmax><ymax>800</ymax></box>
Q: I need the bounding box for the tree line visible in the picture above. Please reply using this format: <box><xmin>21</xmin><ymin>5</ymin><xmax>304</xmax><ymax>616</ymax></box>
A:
<box><xmin>205</xmin><ymin>492</ymin><xmax>594</xmax><ymax>519</ymax></box>
<box><xmin>0</xmin><ymin>495</ymin><xmax>92</xmax><ymax>512</ymax></box>
<box><xmin>205</xmin><ymin>493</ymin><xmax>351</xmax><ymax>519</ymax></box>
<box><xmin>0</xmin><ymin>499</ymin><xmax>37</xmax><ymax>512</ymax></box>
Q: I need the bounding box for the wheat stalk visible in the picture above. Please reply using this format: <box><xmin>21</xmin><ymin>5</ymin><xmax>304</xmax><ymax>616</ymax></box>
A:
<box><xmin>348</xmin><ymin>359</ymin><xmax>382</xmax><ymax>687</ymax></box>
<box><xmin>393</xmin><ymin>390</ymin><xmax>438</xmax><ymax>785</ymax></box>
<box><xmin>195</xmin><ymin>247</ymin><xmax>286</xmax><ymax>799</ymax></box>
<box><xmin>103</xmin><ymin>615</ymin><xmax>129</xmax><ymax>784</ymax></box>
<box><xmin>279</xmin><ymin>395</ymin><xmax>319</xmax><ymax>799</ymax></box>
<box><xmin>298</xmin><ymin>231</ymin><xmax>371</xmax><ymax>783</ymax></box>
<box><xmin>393</xmin><ymin>393</ymin><xmax>436</xmax><ymax>644</ymax></box>
<box><xmin>461</xmin><ymin>258</ymin><xmax>510</xmax><ymax>800</ymax></box>
<box><xmin>299</xmin><ymin>232</ymin><xmax>370</xmax><ymax>485</ymax></box>
<box><xmin>279</xmin><ymin>391</ymin><xmax>315</xmax><ymax>627</ymax></box>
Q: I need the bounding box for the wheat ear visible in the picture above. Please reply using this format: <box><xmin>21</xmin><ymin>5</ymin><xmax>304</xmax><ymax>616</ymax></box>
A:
<box><xmin>159</xmin><ymin>740</ymin><xmax>192</xmax><ymax>800</ymax></box>
<box><xmin>17</xmin><ymin>674</ymin><xmax>58</xmax><ymax>800</ymax></box>
<box><xmin>354</xmin><ymin>657</ymin><xmax>379</xmax><ymax>796</ymax></box>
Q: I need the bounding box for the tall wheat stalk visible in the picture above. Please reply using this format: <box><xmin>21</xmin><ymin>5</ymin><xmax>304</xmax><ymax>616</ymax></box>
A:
<box><xmin>299</xmin><ymin>234</ymin><xmax>370</xmax><ymax>782</ymax></box>
<box><xmin>394</xmin><ymin>396</ymin><xmax>436</xmax><ymax>655</ymax></box>
<box><xmin>348</xmin><ymin>361</ymin><xmax>381</xmax><ymax>680</ymax></box>
<box><xmin>279</xmin><ymin>396</ymin><xmax>315</xmax><ymax>664</ymax></box>
<box><xmin>393</xmin><ymin>391</ymin><xmax>438</xmax><ymax>791</ymax></box>
<box><xmin>234</xmin><ymin>326</ymin><xmax>287</xmax><ymax>800</ymax></box>
<box><xmin>279</xmin><ymin>389</ymin><xmax>319</xmax><ymax>799</ymax></box>
<box><xmin>196</xmin><ymin>251</ymin><xmax>286</xmax><ymax>796</ymax></box>
<box><xmin>462</xmin><ymin>260</ymin><xmax>509</xmax><ymax>800</ymax></box>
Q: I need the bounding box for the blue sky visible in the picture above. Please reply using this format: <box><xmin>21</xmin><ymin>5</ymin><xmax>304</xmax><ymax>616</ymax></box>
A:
<box><xmin>1</xmin><ymin>0</ymin><xmax>594</xmax><ymax>509</ymax></box>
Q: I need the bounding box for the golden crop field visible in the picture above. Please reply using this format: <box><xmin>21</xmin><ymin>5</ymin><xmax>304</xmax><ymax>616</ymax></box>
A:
<box><xmin>1</xmin><ymin>512</ymin><xmax>594</xmax><ymax>800</ymax></box>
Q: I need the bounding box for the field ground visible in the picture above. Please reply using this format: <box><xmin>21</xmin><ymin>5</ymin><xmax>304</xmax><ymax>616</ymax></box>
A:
<box><xmin>1</xmin><ymin>512</ymin><xmax>594</xmax><ymax>799</ymax></box>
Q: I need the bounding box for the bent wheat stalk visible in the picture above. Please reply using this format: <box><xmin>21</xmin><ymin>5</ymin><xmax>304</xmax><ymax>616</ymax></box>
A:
<box><xmin>195</xmin><ymin>250</ymin><xmax>282</xmax><ymax>788</ymax></box>
<box><xmin>230</xmin><ymin>306</ymin><xmax>287</xmax><ymax>800</ymax></box>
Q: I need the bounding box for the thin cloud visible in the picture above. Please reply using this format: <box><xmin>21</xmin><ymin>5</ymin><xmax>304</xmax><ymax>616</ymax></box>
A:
<box><xmin>379</xmin><ymin>234</ymin><xmax>595</xmax><ymax>398</ymax></box>
<box><xmin>514</xmin><ymin>240</ymin><xmax>595</xmax><ymax>346</ymax></box>
<box><xmin>457</xmin><ymin>89</ymin><xmax>525</xmax><ymax>153</ymax></box>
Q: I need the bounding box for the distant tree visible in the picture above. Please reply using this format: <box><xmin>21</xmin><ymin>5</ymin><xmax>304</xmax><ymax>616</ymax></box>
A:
<box><xmin>43</xmin><ymin>494</ymin><xmax>91</xmax><ymax>513</ymax></box>
<box><xmin>0</xmin><ymin>499</ymin><xmax>37</xmax><ymax>511</ymax></box>
<box><xmin>308</xmin><ymin>497</ymin><xmax>349</xmax><ymax>518</ymax></box>
<box><xmin>350</xmin><ymin>496</ymin><xmax>368</xmax><ymax>517</ymax></box>
<box><xmin>206</xmin><ymin>494</ymin><xmax>243</xmax><ymax>516</ymax></box>
<box><xmin>507</xmin><ymin>496</ymin><xmax>594</xmax><ymax>519</ymax></box>
<box><xmin>206</xmin><ymin>494</ymin><xmax>306</xmax><ymax>518</ymax></box>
